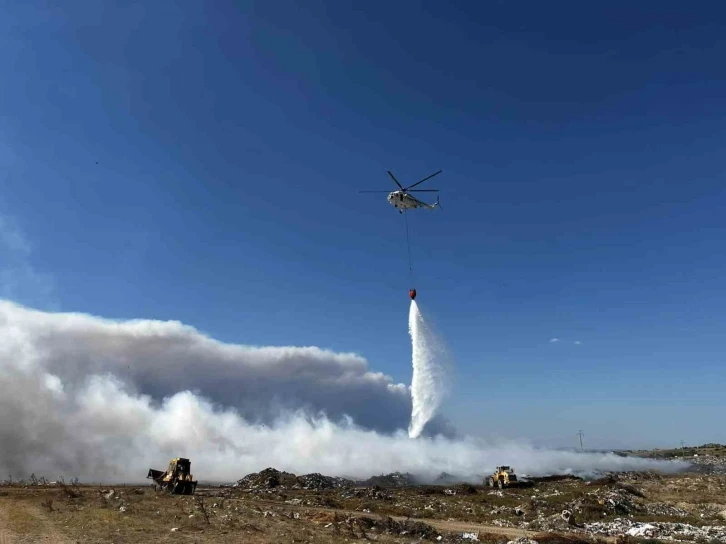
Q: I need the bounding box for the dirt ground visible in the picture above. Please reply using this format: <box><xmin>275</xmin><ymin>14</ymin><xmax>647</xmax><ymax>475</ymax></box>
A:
<box><xmin>1</xmin><ymin>465</ymin><xmax>725</xmax><ymax>544</ymax></box>
<box><xmin>0</xmin><ymin>482</ymin><xmax>611</xmax><ymax>544</ymax></box>
<box><xmin>3</xmin><ymin>444</ymin><xmax>726</xmax><ymax>544</ymax></box>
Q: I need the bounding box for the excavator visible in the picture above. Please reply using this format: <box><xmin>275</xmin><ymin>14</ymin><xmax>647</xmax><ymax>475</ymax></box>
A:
<box><xmin>147</xmin><ymin>457</ymin><xmax>198</xmax><ymax>495</ymax></box>
<box><xmin>486</xmin><ymin>466</ymin><xmax>519</xmax><ymax>489</ymax></box>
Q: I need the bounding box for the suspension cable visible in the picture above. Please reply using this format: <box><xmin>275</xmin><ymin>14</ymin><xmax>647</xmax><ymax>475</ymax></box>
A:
<box><xmin>403</xmin><ymin>210</ymin><xmax>414</xmax><ymax>286</ymax></box>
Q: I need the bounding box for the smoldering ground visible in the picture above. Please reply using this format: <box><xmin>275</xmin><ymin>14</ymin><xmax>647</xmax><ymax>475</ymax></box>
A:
<box><xmin>0</xmin><ymin>300</ymin><xmax>687</xmax><ymax>483</ymax></box>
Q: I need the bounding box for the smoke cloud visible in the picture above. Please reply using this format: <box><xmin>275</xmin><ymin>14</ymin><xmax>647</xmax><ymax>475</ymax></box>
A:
<box><xmin>0</xmin><ymin>300</ymin><xmax>687</xmax><ymax>483</ymax></box>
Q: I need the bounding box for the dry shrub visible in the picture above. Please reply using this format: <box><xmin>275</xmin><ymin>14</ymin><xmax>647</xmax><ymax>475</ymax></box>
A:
<box><xmin>452</xmin><ymin>483</ymin><xmax>478</xmax><ymax>494</ymax></box>
<box><xmin>308</xmin><ymin>511</ymin><xmax>336</xmax><ymax>524</ymax></box>
<box><xmin>358</xmin><ymin>515</ymin><xmax>440</xmax><ymax>539</ymax></box>
<box><xmin>418</xmin><ymin>486</ymin><xmax>446</xmax><ymax>496</ymax></box>
<box><xmin>319</xmin><ymin>495</ymin><xmax>341</xmax><ymax>508</ymax></box>
<box><xmin>589</xmin><ymin>475</ymin><xmax>619</xmax><ymax>486</ymax></box>
<box><xmin>615</xmin><ymin>482</ymin><xmax>646</xmax><ymax>498</ymax></box>
<box><xmin>57</xmin><ymin>477</ymin><xmax>81</xmax><ymax>499</ymax></box>
<box><xmin>194</xmin><ymin>496</ymin><xmax>211</xmax><ymax>524</ymax></box>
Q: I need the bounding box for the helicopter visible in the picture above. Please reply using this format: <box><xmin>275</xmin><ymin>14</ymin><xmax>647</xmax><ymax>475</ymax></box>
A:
<box><xmin>359</xmin><ymin>170</ymin><xmax>442</xmax><ymax>213</ymax></box>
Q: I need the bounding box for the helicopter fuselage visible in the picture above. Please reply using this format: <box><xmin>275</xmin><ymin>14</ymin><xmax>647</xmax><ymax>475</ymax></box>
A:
<box><xmin>387</xmin><ymin>191</ymin><xmax>437</xmax><ymax>211</ymax></box>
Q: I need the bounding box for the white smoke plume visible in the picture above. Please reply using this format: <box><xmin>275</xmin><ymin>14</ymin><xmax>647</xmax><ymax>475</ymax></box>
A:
<box><xmin>0</xmin><ymin>300</ymin><xmax>687</xmax><ymax>483</ymax></box>
<box><xmin>408</xmin><ymin>300</ymin><xmax>452</xmax><ymax>438</ymax></box>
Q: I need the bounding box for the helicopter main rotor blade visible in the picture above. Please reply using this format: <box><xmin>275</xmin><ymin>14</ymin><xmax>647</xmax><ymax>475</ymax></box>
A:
<box><xmin>358</xmin><ymin>190</ymin><xmax>395</xmax><ymax>193</ymax></box>
<box><xmin>387</xmin><ymin>170</ymin><xmax>405</xmax><ymax>190</ymax></box>
<box><xmin>407</xmin><ymin>189</ymin><xmax>439</xmax><ymax>192</ymax></box>
<box><xmin>404</xmin><ymin>169</ymin><xmax>442</xmax><ymax>190</ymax></box>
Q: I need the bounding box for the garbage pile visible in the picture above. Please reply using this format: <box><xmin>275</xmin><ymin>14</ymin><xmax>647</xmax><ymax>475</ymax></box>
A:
<box><xmin>341</xmin><ymin>486</ymin><xmax>394</xmax><ymax>501</ymax></box>
<box><xmin>234</xmin><ymin>468</ymin><xmax>429</xmax><ymax>491</ymax></box>
<box><xmin>590</xmin><ymin>486</ymin><xmax>644</xmax><ymax>514</ymax></box>
<box><xmin>615</xmin><ymin>470</ymin><xmax>663</xmax><ymax>483</ymax></box>
<box><xmin>234</xmin><ymin>468</ymin><xmax>299</xmax><ymax>489</ymax></box>
<box><xmin>361</xmin><ymin>472</ymin><xmax>418</xmax><ymax>487</ymax></box>
<box><xmin>296</xmin><ymin>472</ymin><xmax>354</xmax><ymax>490</ymax></box>
<box><xmin>523</xmin><ymin>481</ymin><xmax>653</xmax><ymax>533</ymax></box>
<box><xmin>686</xmin><ymin>454</ymin><xmax>726</xmax><ymax>475</ymax></box>
<box><xmin>234</xmin><ymin>468</ymin><xmax>354</xmax><ymax>491</ymax></box>
<box><xmin>643</xmin><ymin>501</ymin><xmax>689</xmax><ymax>517</ymax></box>
<box><xmin>585</xmin><ymin>518</ymin><xmax>726</xmax><ymax>541</ymax></box>
<box><xmin>525</xmin><ymin>510</ymin><xmax>577</xmax><ymax>532</ymax></box>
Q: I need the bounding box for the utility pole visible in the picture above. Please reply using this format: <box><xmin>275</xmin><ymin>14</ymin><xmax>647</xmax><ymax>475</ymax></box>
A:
<box><xmin>577</xmin><ymin>430</ymin><xmax>584</xmax><ymax>452</ymax></box>
<box><xmin>680</xmin><ymin>440</ymin><xmax>685</xmax><ymax>449</ymax></box>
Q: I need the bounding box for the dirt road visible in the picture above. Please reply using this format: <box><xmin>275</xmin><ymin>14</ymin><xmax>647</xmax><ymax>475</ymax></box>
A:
<box><xmin>0</xmin><ymin>498</ymin><xmax>73</xmax><ymax>544</ymax></box>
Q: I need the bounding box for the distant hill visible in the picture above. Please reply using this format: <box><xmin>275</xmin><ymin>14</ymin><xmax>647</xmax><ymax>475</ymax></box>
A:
<box><xmin>622</xmin><ymin>443</ymin><xmax>726</xmax><ymax>459</ymax></box>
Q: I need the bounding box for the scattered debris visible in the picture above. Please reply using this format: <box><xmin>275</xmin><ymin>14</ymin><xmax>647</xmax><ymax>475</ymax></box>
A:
<box><xmin>341</xmin><ymin>486</ymin><xmax>394</xmax><ymax>501</ymax></box>
<box><xmin>585</xmin><ymin>518</ymin><xmax>726</xmax><ymax>541</ymax></box>
<box><xmin>349</xmin><ymin>515</ymin><xmax>440</xmax><ymax>539</ymax></box>
<box><xmin>3</xmin><ymin>460</ymin><xmax>726</xmax><ymax>542</ymax></box>
<box><xmin>225</xmin><ymin>464</ymin><xmax>726</xmax><ymax>541</ymax></box>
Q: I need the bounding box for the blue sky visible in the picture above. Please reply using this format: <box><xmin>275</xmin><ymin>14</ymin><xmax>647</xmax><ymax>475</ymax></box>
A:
<box><xmin>1</xmin><ymin>1</ymin><xmax>725</xmax><ymax>449</ymax></box>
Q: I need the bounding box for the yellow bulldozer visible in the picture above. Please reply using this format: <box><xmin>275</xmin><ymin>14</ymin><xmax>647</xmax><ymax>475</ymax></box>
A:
<box><xmin>486</xmin><ymin>465</ymin><xmax>518</xmax><ymax>489</ymax></box>
<box><xmin>147</xmin><ymin>457</ymin><xmax>198</xmax><ymax>495</ymax></box>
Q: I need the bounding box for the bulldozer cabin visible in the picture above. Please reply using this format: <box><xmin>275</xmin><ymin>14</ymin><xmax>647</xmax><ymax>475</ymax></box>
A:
<box><xmin>147</xmin><ymin>457</ymin><xmax>198</xmax><ymax>495</ymax></box>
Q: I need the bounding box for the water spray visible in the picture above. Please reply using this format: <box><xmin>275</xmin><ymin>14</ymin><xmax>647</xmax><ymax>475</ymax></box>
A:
<box><xmin>408</xmin><ymin>299</ymin><xmax>452</xmax><ymax>438</ymax></box>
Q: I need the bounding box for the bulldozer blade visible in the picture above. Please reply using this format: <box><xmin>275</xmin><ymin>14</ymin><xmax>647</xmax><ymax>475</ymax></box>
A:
<box><xmin>147</xmin><ymin>468</ymin><xmax>164</xmax><ymax>480</ymax></box>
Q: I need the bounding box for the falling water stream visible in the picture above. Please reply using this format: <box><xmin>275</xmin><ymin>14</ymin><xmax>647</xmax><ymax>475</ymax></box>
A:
<box><xmin>408</xmin><ymin>300</ymin><xmax>452</xmax><ymax>438</ymax></box>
